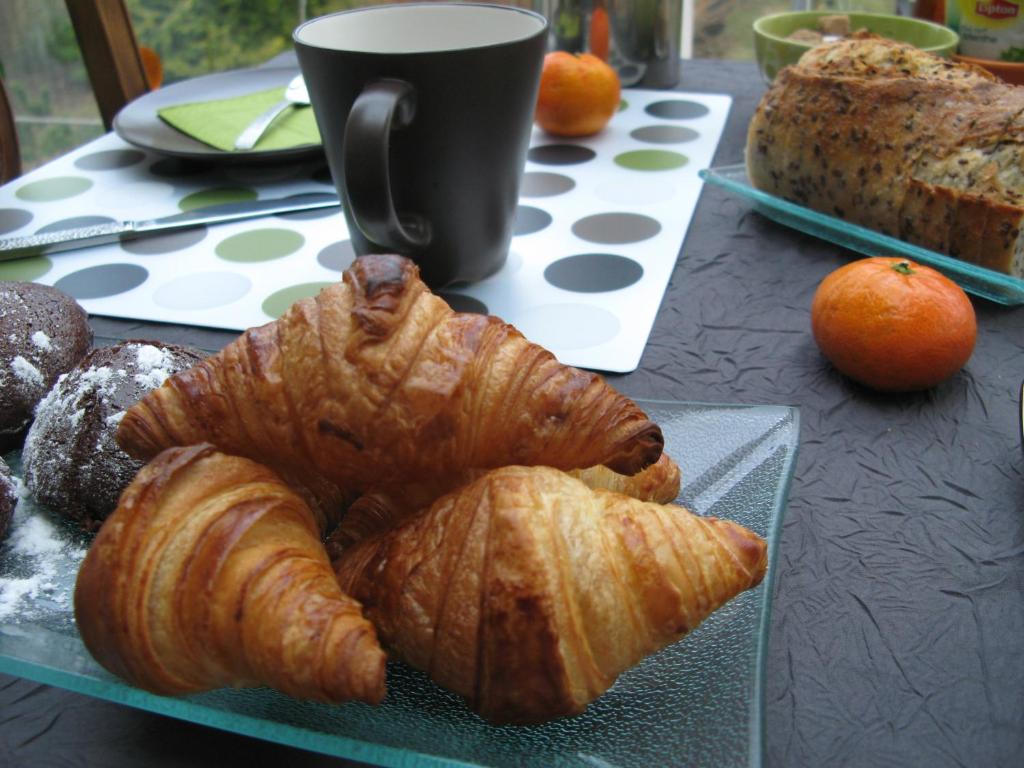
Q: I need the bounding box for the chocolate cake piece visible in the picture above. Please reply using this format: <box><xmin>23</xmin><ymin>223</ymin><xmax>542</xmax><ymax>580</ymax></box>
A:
<box><xmin>22</xmin><ymin>340</ymin><xmax>205</xmax><ymax>531</ymax></box>
<box><xmin>0</xmin><ymin>282</ymin><xmax>92</xmax><ymax>450</ymax></box>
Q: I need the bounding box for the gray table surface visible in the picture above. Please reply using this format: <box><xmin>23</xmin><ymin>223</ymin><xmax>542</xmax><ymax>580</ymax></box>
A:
<box><xmin>2</xmin><ymin>58</ymin><xmax>1023</xmax><ymax>768</ymax></box>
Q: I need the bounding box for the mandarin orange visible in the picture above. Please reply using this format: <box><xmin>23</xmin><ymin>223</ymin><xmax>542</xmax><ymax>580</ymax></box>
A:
<box><xmin>810</xmin><ymin>257</ymin><xmax>977</xmax><ymax>392</ymax></box>
<box><xmin>589</xmin><ymin>7</ymin><xmax>611</xmax><ymax>62</ymax></box>
<box><xmin>139</xmin><ymin>45</ymin><xmax>163</xmax><ymax>90</ymax></box>
<box><xmin>535</xmin><ymin>51</ymin><xmax>620</xmax><ymax>137</ymax></box>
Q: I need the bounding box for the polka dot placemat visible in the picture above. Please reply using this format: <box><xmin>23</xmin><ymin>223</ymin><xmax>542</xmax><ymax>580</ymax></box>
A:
<box><xmin>0</xmin><ymin>89</ymin><xmax>730</xmax><ymax>373</ymax></box>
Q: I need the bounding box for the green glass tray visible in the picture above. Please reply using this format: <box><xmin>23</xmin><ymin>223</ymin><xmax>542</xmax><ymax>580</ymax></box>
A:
<box><xmin>0</xmin><ymin>400</ymin><xmax>799</xmax><ymax>768</ymax></box>
<box><xmin>700</xmin><ymin>163</ymin><xmax>1024</xmax><ymax>306</ymax></box>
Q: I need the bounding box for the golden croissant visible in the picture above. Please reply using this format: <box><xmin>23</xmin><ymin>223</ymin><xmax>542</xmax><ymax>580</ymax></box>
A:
<box><xmin>328</xmin><ymin>451</ymin><xmax>682</xmax><ymax>552</ymax></box>
<box><xmin>116</xmin><ymin>254</ymin><xmax>664</xmax><ymax>530</ymax></box>
<box><xmin>332</xmin><ymin>465</ymin><xmax>767</xmax><ymax>724</ymax></box>
<box><xmin>74</xmin><ymin>444</ymin><xmax>386</xmax><ymax>705</ymax></box>
<box><xmin>569</xmin><ymin>451</ymin><xmax>680</xmax><ymax>502</ymax></box>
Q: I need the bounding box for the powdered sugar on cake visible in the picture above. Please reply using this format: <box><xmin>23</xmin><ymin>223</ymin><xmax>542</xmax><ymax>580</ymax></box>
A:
<box><xmin>0</xmin><ymin>479</ymin><xmax>86</xmax><ymax>622</ymax></box>
<box><xmin>30</xmin><ymin>331</ymin><xmax>53</xmax><ymax>352</ymax></box>
<box><xmin>133</xmin><ymin>344</ymin><xmax>176</xmax><ymax>389</ymax></box>
<box><xmin>11</xmin><ymin>355</ymin><xmax>44</xmax><ymax>388</ymax></box>
<box><xmin>21</xmin><ymin>340</ymin><xmax>204</xmax><ymax>530</ymax></box>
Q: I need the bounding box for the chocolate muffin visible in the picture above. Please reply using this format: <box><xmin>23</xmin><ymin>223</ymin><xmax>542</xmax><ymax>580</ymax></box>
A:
<box><xmin>0</xmin><ymin>282</ymin><xmax>92</xmax><ymax>450</ymax></box>
<box><xmin>22</xmin><ymin>340</ymin><xmax>205</xmax><ymax>530</ymax></box>
<box><xmin>0</xmin><ymin>457</ymin><xmax>17</xmax><ymax>541</ymax></box>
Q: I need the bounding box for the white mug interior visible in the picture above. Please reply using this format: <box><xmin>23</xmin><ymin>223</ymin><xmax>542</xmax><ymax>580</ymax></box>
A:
<box><xmin>295</xmin><ymin>3</ymin><xmax>545</xmax><ymax>54</ymax></box>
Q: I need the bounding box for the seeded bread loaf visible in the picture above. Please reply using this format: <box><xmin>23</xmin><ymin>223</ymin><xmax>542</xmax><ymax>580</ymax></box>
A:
<box><xmin>746</xmin><ymin>33</ymin><xmax>1024</xmax><ymax>278</ymax></box>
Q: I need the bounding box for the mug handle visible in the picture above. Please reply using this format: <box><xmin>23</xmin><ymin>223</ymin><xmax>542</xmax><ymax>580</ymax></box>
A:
<box><xmin>343</xmin><ymin>79</ymin><xmax>431</xmax><ymax>251</ymax></box>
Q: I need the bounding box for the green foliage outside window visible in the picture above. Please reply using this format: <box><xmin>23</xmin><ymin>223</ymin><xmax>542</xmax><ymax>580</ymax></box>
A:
<box><xmin>125</xmin><ymin>0</ymin><xmax>349</xmax><ymax>82</ymax></box>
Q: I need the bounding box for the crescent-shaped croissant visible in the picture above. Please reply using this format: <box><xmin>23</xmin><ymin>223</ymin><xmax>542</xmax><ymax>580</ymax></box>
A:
<box><xmin>115</xmin><ymin>254</ymin><xmax>663</xmax><ymax>529</ymax></box>
<box><xmin>74</xmin><ymin>444</ymin><xmax>386</xmax><ymax>705</ymax></box>
<box><xmin>332</xmin><ymin>465</ymin><xmax>766</xmax><ymax>724</ymax></box>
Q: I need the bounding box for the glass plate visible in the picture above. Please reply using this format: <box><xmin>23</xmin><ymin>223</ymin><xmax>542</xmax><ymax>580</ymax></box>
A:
<box><xmin>700</xmin><ymin>163</ymin><xmax>1024</xmax><ymax>306</ymax></box>
<box><xmin>0</xmin><ymin>400</ymin><xmax>799</xmax><ymax>768</ymax></box>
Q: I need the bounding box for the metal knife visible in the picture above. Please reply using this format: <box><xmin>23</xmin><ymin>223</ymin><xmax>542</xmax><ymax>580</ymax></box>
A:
<box><xmin>0</xmin><ymin>192</ymin><xmax>341</xmax><ymax>261</ymax></box>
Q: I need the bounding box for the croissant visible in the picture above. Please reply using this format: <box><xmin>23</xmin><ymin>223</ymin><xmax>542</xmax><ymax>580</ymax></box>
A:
<box><xmin>116</xmin><ymin>254</ymin><xmax>663</xmax><ymax>530</ymax></box>
<box><xmin>74</xmin><ymin>444</ymin><xmax>386</xmax><ymax>705</ymax></box>
<box><xmin>569</xmin><ymin>451</ymin><xmax>680</xmax><ymax>502</ymax></box>
<box><xmin>328</xmin><ymin>452</ymin><xmax>682</xmax><ymax>552</ymax></box>
<box><xmin>332</xmin><ymin>465</ymin><xmax>767</xmax><ymax>724</ymax></box>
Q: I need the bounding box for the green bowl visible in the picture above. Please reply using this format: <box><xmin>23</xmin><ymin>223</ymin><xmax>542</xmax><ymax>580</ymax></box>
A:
<box><xmin>753</xmin><ymin>11</ymin><xmax>959</xmax><ymax>82</ymax></box>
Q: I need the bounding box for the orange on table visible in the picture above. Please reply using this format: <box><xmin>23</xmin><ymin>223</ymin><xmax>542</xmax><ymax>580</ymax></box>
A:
<box><xmin>589</xmin><ymin>7</ymin><xmax>610</xmax><ymax>62</ymax></box>
<box><xmin>534</xmin><ymin>51</ymin><xmax>620</xmax><ymax>138</ymax></box>
<box><xmin>810</xmin><ymin>257</ymin><xmax>977</xmax><ymax>392</ymax></box>
<box><xmin>139</xmin><ymin>45</ymin><xmax>163</xmax><ymax>90</ymax></box>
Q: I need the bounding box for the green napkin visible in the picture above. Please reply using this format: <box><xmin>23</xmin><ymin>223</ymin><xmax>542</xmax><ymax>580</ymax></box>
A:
<box><xmin>157</xmin><ymin>86</ymin><xmax>320</xmax><ymax>152</ymax></box>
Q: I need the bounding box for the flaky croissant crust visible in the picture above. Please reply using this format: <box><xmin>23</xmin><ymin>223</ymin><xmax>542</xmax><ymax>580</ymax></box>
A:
<box><xmin>328</xmin><ymin>451</ymin><xmax>683</xmax><ymax>554</ymax></box>
<box><xmin>74</xmin><ymin>444</ymin><xmax>386</xmax><ymax>704</ymax></box>
<box><xmin>116</xmin><ymin>255</ymin><xmax>663</xmax><ymax>529</ymax></box>
<box><xmin>333</xmin><ymin>465</ymin><xmax>766</xmax><ymax>724</ymax></box>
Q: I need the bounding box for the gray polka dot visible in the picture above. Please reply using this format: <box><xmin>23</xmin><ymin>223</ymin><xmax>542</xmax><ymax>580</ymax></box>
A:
<box><xmin>36</xmin><ymin>216</ymin><xmax>115</xmax><ymax>234</ymax></box>
<box><xmin>275</xmin><ymin>192</ymin><xmax>342</xmax><ymax>221</ymax></box>
<box><xmin>0</xmin><ymin>209</ymin><xmax>33</xmax><ymax>235</ymax></box>
<box><xmin>54</xmin><ymin>264</ymin><xmax>148</xmax><ymax>299</ymax></box>
<box><xmin>318</xmin><ymin>240</ymin><xmax>356</xmax><ymax>272</ymax></box>
<box><xmin>439</xmin><ymin>293</ymin><xmax>488</xmax><ymax>315</ymax></box>
<box><xmin>630</xmin><ymin>125</ymin><xmax>700</xmax><ymax>144</ymax></box>
<box><xmin>645</xmin><ymin>100</ymin><xmax>710</xmax><ymax>120</ymax></box>
<box><xmin>514</xmin><ymin>206</ymin><xmax>552</xmax><ymax>236</ymax></box>
<box><xmin>520</xmin><ymin>172</ymin><xmax>575</xmax><ymax>198</ymax></box>
<box><xmin>528</xmin><ymin>144</ymin><xmax>596</xmax><ymax>166</ymax></box>
<box><xmin>121</xmin><ymin>226</ymin><xmax>208</xmax><ymax>255</ymax></box>
<box><xmin>544</xmin><ymin>253</ymin><xmax>644</xmax><ymax>293</ymax></box>
<box><xmin>74</xmin><ymin>149</ymin><xmax>146</xmax><ymax>171</ymax></box>
<box><xmin>572</xmin><ymin>212</ymin><xmax>661</xmax><ymax>244</ymax></box>
<box><xmin>149</xmin><ymin>157</ymin><xmax>215</xmax><ymax>177</ymax></box>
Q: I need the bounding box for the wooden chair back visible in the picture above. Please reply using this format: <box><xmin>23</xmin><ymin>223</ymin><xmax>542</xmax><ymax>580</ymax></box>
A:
<box><xmin>64</xmin><ymin>0</ymin><xmax>150</xmax><ymax>131</ymax></box>
<box><xmin>0</xmin><ymin>78</ymin><xmax>20</xmax><ymax>184</ymax></box>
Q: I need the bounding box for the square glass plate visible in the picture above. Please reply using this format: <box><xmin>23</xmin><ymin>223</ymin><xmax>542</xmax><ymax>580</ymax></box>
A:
<box><xmin>0</xmin><ymin>400</ymin><xmax>799</xmax><ymax>768</ymax></box>
<box><xmin>700</xmin><ymin>163</ymin><xmax>1024</xmax><ymax>306</ymax></box>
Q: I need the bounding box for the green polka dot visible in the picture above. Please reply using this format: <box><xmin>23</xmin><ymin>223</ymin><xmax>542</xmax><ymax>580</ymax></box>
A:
<box><xmin>179</xmin><ymin>187</ymin><xmax>257</xmax><ymax>212</ymax></box>
<box><xmin>0</xmin><ymin>256</ymin><xmax>52</xmax><ymax>281</ymax></box>
<box><xmin>15</xmin><ymin>177</ymin><xmax>92</xmax><ymax>202</ymax></box>
<box><xmin>618</xmin><ymin>99</ymin><xmax>628</xmax><ymax>112</ymax></box>
<box><xmin>262</xmin><ymin>282</ymin><xmax>333</xmax><ymax>318</ymax></box>
<box><xmin>614</xmin><ymin>149</ymin><xmax>688</xmax><ymax>171</ymax></box>
<box><xmin>216</xmin><ymin>228</ymin><xmax>305</xmax><ymax>263</ymax></box>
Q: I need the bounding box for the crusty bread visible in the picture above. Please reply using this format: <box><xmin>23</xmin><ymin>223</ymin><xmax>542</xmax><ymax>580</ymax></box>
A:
<box><xmin>747</xmin><ymin>33</ymin><xmax>1024</xmax><ymax>278</ymax></box>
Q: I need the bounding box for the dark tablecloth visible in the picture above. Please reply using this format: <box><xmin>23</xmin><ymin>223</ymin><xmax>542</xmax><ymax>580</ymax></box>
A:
<box><xmin>2</xmin><ymin>58</ymin><xmax>1022</xmax><ymax>768</ymax></box>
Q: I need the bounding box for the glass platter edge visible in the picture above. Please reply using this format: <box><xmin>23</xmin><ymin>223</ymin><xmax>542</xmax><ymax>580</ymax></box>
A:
<box><xmin>699</xmin><ymin>163</ymin><xmax>1024</xmax><ymax>306</ymax></box>
<box><xmin>0</xmin><ymin>400</ymin><xmax>800</xmax><ymax>768</ymax></box>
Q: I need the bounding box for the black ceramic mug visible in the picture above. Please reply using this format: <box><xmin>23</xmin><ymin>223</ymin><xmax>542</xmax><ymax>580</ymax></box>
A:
<box><xmin>294</xmin><ymin>3</ymin><xmax>548</xmax><ymax>288</ymax></box>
